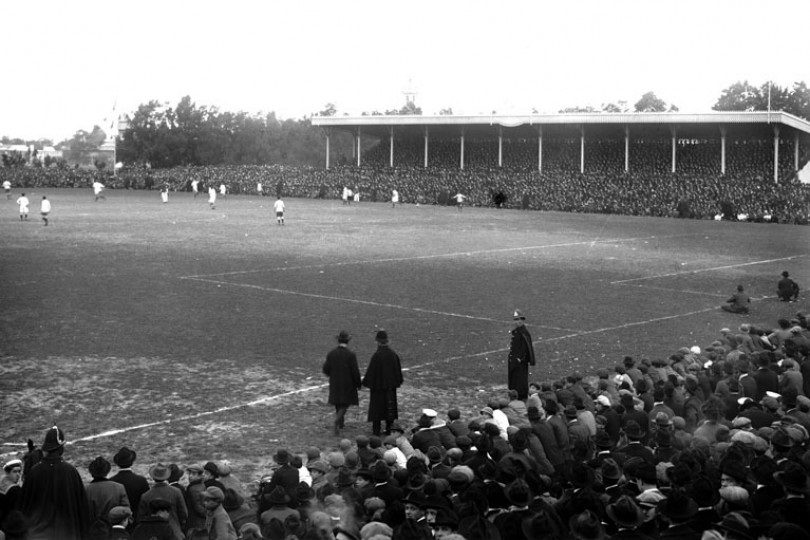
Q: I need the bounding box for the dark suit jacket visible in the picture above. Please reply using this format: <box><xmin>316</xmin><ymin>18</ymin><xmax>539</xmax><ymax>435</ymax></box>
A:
<box><xmin>323</xmin><ymin>345</ymin><xmax>361</xmax><ymax>406</ymax></box>
<box><xmin>752</xmin><ymin>367</ymin><xmax>779</xmax><ymax>401</ymax></box>
<box><xmin>109</xmin><ymin>470</ymin><xmax>149</xmax><ymax>523</ymax></box>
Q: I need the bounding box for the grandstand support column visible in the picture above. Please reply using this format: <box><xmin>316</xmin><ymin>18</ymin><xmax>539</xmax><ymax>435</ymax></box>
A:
<box><xmin>720</xmin><ymin>126</ymin><xmax>727</xmax><ymax>175</ymax></box>
<box><xmin>773</xmin><ymin>125</ymin><xmax>780</xmax><ymax>183</ymax></box>
<box><xmin>356</xmin><ymin>128</ymin><xmax>362</xmax><ymax>167</ymax></box>
<box><xmin>460</xmin><ymin>128</ymin><xmax>465</xmax><ymax>170</ymax></box>
<box><xmin>670</xmin><ymin>127</ymin><xmax>677</xmax><ymax>173</ymax></box>
<box><xmin>624</xmin><ymin>125</ymin><xmax>630</xmax><ymax>172</ymax></box>
<box><xmin>795</xmin><ymin>132</ymin><xmax>800</xmax><ymax>172</ymax></box>
<box><xmin>537</xmin><ymin>126</ymin><xmax>543</xmax><ymax>172</ymax></box>
<box><xmin>325</xmin><ymin>129</ymin><xmax>331</xmax><ymax>170</ymax></box>
<box><xmin>580</xmin><ymin>125</ymin><xmax>585</xmax><ymax>174</ymax></box>
<box><xmin>389</xmin><ymin>126</ymin><xmax>395</xmax><ymax>168</ymax></box>
<box><xmin>423</xmin><ymin>127</ymin><xmax>429</xmax><ymax>168</ymax></box>
<box><xmin>498</xmin><ymin>127</ymin><xmax>503</xmax><ymax>168</ymax></box>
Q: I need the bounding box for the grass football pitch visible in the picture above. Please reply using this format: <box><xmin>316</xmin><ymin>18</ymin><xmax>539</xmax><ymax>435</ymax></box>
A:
<box><xmin>1</xmin><ymin>188</ymin><xmax>808</xmax><ymax>483</ymax></box>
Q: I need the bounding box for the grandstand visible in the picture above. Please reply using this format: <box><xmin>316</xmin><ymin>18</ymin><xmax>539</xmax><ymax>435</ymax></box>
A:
<box><xmin>311</xmin><ymin>111</ymin><xmax>810</xmax><ymax>180</ymax></box>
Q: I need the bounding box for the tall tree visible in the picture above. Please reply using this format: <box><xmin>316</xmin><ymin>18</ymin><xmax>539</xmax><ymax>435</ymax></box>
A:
<box><xmin>634</xmin><ymin>92</ymin><xmax>668</xmax><ymax>112</ymax></box>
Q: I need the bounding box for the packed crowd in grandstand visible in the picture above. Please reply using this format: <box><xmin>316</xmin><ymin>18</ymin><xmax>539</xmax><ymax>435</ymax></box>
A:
<box><xmin>2</xmin><ymin>136</ymin><xmax>809</xmax><ymax>224</ymax></box>
<box><xmin>1</xmin><ymin>310</ymin><xmax>810</xmax><ymax>539</ymax></box>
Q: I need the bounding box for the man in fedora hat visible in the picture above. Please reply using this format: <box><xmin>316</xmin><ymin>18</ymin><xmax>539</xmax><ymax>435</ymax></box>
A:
<box><xmin>264</xmin><ymin>449</ymin><xmax>300</xmax><ymax>510</ymax></box>
<box><xmin>770</xmin><ymin>461</ymin><xmax>810</xmax><ymax>530</ymax></box>
<box><xmin>16</xmin><ymin>426</ymin><xmax>90</xmax><ymax>540</ymax></box>
<box><xmin>617</xmin><ymin>421</ymin><xmax>654</xmax><ymax>465</ymax></box>
<box><xmin>86</xmin><ymin>455</ymin><xmax>130</xmax><ymax>526</ymax></box>
<box><xmin>138</xmin><ymin>463</ymin><xmax>188</xmax><ymax>540</ymax></box>
<box><xmin>259</xmin><ymin>486</ymin><xmax>299</xmax><ymax>529</ymax></box>
<box><xmin>605</xmin><ymin>495</ymin><xmax>650</xmax><ymax>539</ymax></box>
<box><xmin>323</xmin><ymin>329</ymin><xmax>362</xmax><ymax>436</ymax></box>
<box><xmin>508</xmin><ymin>309</ymin><xmax>536</xmax><ymax>400</ymax></box>
<box><xmin>658</xmin><ymin>489</ymin><xmax>699</xmax><ymax>539</ymax></box>
<box><xmin>362</xmin><ymin>329</ymin><xmax>404</xmax><ymax>436</ymax></box>
<box><xmin>110</xmin><ymin>446</ymin><xmax>150</xmax><ymax>528</ymax></box>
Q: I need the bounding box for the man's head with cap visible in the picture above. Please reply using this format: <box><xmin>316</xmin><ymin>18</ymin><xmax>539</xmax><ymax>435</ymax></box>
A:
<box><xmin>513</xmin><ymin>309</ymin><xmax>526</xmax><ymax>324</ymax></box>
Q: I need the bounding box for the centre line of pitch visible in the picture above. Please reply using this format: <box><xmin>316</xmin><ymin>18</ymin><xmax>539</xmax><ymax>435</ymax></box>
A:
<box><xmin>181</xmin><ymin>233</ymin><xmax>694</xmax><ymax>279</ymax></box>
<box><xmin>180</xmin><ymin>276</ymin><xmax>574</xmax><ymax>332</ymax></box>
<box><xmin>610</xmin><ymin>254</ymin><xmax>805</xmax><ymax>284</ymax></box>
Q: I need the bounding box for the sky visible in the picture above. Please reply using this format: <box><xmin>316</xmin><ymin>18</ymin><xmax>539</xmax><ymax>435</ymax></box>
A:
<box><xmin>3</xmin><ymin>0</ymin><xmax>809</xmax><ymax>142</ymax></box>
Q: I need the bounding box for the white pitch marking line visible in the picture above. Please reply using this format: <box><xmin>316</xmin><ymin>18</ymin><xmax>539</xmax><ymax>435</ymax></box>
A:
<box><xmin>4</xmin><ymin>297</ymin><xmax>764</xmax><ymax>446</ymax></box>
<box><xmin>615</xmin><ymin>283</ymin><xmax>727</xmax><ymax>298</ymax></box>
<box><xmin>182</xmin><ymin>276</ymin><xmax>574</xmax><ymax>331</ymax></box>
<box><xmin>611</xmin><ymin>255</ymin><xmax>806</xmax><ymax>284</ymax></box>
<box><xmin>182</xmin><ymin>233</ymin><xmax>693</xmax><ymax>279</ymax></box>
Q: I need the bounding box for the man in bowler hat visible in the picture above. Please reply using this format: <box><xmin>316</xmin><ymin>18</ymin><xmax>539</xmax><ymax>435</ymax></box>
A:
<box><xmin>323</xmin><ymin>329</ymin><xmax>362</xmax><ymax>436</ymax></box>
<box><xmin>363</xmin><ymin>329</ymin><xmax>404</xmax><ymax>436</ymax></box>
<box><xmin>508</xmin><ymin>309</ymin><xmax>536</xmax><ymax>400</ymax></box>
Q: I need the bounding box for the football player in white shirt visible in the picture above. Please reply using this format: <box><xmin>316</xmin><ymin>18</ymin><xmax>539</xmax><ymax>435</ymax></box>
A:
<box><xmin>16</xmin><ymin>193</ymin><xmax>30</xmax><ymax>220</ymax></box>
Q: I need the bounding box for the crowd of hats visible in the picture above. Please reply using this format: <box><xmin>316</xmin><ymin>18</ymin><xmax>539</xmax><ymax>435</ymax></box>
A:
<box><xmin>4</xmin><ymin>312</ymin><xmax>810</xmax><ymax>539</ymax></box>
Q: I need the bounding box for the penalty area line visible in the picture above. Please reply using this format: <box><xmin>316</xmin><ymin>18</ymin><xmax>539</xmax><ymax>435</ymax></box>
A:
<box><xmin>611</xmin><ymin>255</ymin><xmax>806</xmax><ymax>284</ymax></box>
<box><xmin>181</xmin><ymin>276</ymin><xmax>574</xmax><ymax>332</ymax></box>
<box><xmin>182</xmin><ymin>233</ymin><xmax>692</xmax><ymax>279</ymax></box>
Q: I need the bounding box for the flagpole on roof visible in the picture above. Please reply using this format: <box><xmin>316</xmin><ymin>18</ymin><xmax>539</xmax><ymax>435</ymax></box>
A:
<box><xmin>767</xmin><ymin>81</ymin><xmax>771</xmax><ymax>124</ymax></box>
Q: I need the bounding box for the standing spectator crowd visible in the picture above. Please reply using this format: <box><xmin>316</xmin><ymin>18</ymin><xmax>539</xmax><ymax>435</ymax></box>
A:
<box><xmin>2</xmin><ymin>310</ymin><xmax>810</xmax><ymax>539</ymax></box>
<box><xmin>2</xmin><ymin>133</ymin><xmax>810</xmax><ymax>224</ymax></box>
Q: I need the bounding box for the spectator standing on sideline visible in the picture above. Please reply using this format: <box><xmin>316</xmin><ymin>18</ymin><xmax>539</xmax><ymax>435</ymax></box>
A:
<box><xmin>208</xmin><ymin>185</ymin><xmax>217</xmax><ymax>210</ymax></box>
<box><xmin>273</xmin><ymin>196</ymin><xmax>285</xmax><ymax>225</ymax></box>
<box><xmin>508</xmin><ymin>309</ymin><xmax>536</xmax><ymax>400</ymax></box>
<box><xmin>363</xmin><ymin>329</ymin><xmax>404</xmax><ymax>436</ymax></box>
<box><xmin>257</xmin><ymin>181</ymin><xmax>263</xmax><ymax>196</ymax></box>
<box><xmin>16</xmin><ymin>426</ymin><xmax>90</xmax><ymax>540</ymax></box>
<box><xmin>85</xmin><ymin>456</ymin><xmax>130</xmax><ymax>527</ymax></box>
<box><xmin>109</xmin><ymin>447</ymin><xmax>150</xmax><ymax>530</ymax></box>
<box><xmin>16</xmin><ymin>192</ymin><xmax>29</xmax><ymax>221</ymax></box>
<box><xmin>3</xmin><ymin>178</ymin><xmax>11</xmax><ymax>199</ymax></box>
<box><xmin>201</xmin><ymin>487</ymin><xmax>237</xmax><ymax>540</ymax></box>
<box><xmin>160</xmin><ymin>183</ymin><xmax>169</xmax><ymax>204</ymax></box>
<box><xmin>219</xmin><ymin>183</ymin><xmax>227</xmax><ymax>198</ymax></box>
<box><xmin>353</xmin><ymin>186</ymin><xmax>360</xmax><ymax>203</ymax></box>
<box><xmin>777</xmin><ymin>271</ymin><xmax>800</xmax><ymax>302</ymax></box>
<box><xmin>138</xmin><ymin>463</ymin><xmax>188</xmax><ymax>540</ymax></box>
<box><xmin>323</xmin><ymin>330</ymin><xmax>362</xmax><ymax>436</ymax></box>
<box><xmin>191</xmin><ymin>179</ymin><xmax>199</xmax><ymax>198</ymax></box>
<box><xmin>391</xmin><ymin>189</ymin><xmax>400</xmax><ymax>207</ymax></box>
<box><xmin>722</xmin><ymin>284</ymin><xmax>750</xmax><ymax>314</ymax></box>
<box><xmin>40</xmin><ymin>196</ymin><xmax>51</xmax><ymax>226</ymax></box>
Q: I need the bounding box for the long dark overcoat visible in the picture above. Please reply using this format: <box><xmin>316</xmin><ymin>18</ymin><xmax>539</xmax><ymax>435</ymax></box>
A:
<box><xmin>507</xmin><ymin>324</ymin><xmax>536</xmax><ymax>399</ymax></box>
<box><xmin>323</xmin><ymin>345</ymin><xmax>361</xmax><ymax>406</ymax></box>
<box><xmin>16</xmin><ymin>455</ymin><xmax>90</xmax><ymax>540</ymax></box>
<box><xmin>362</xmin><ymin>345</ymin><xmax>404</xmax><ymax>423</ymax></box>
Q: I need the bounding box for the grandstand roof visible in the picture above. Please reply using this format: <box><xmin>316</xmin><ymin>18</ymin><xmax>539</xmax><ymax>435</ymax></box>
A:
<box><xmin>312</xmin><ymin>111</ymin><xmax>810</xmax><ymax>140</ymax></box>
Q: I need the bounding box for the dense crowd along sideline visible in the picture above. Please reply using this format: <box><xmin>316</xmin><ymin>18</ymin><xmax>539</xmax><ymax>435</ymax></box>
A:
<box><xmin>1</xmin><ymin>306</ymin><xmax>810</xmax><ymax>539</ymax></box>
